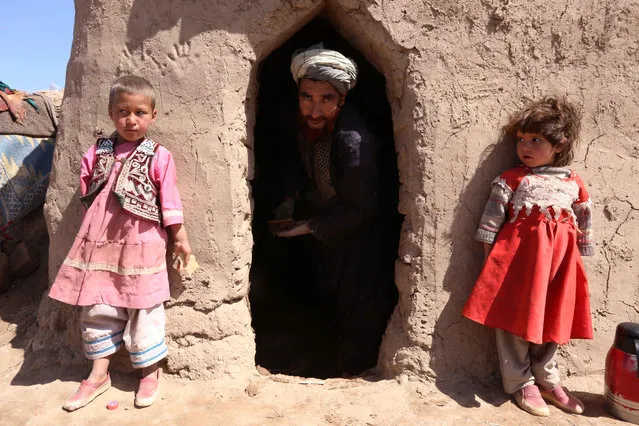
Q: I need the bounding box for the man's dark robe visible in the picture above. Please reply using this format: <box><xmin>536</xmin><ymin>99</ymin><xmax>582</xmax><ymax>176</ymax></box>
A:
<box><xmin>291</xmin><ymin>105</ymin><xmax>397</xmax><ymax>375</ymax></box>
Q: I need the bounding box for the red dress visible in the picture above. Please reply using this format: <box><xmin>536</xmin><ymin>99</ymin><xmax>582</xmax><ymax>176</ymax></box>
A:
<box><xmin>463</xmin><ymin>166</ymin><xmax>594</xmax><ymax>345</ymax></box>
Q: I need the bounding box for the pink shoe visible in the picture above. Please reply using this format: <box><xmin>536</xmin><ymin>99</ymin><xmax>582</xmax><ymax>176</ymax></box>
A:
<box><xmin>62</xmin><ymin>373</ymin><xmax>111</xmax><ymax>412</ymax></box>
<box><xmin>514</xmin><ymin>384</ymin><xmax>550</xmax><ymax>417</ymax></box>
<box><xmin>541</xmin><ymin>384</ymin><xmax>585</xmax><ymax>414</ymax></box>
<box><xmin>135</xmin><ymin>368</ymin><xmax>161</xmax><ymax>408</ymax></box>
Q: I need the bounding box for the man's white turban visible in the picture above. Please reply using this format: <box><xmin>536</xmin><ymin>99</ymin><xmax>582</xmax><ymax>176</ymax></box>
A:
<box><xmin>290</xmin><ymin>46</ymin><xmax>358</xmax><ymax>95</ymax></box>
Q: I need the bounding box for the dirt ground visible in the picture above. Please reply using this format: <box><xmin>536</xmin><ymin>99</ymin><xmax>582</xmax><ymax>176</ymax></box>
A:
<box><xmin>0</xmin><ymin>268</ymin><xmax>630</xmax><ymax>426</ymax></box>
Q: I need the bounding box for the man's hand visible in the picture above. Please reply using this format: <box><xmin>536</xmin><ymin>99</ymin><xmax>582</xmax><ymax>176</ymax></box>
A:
<box><xmin>167</xmin><ymin>224</ymin><xmax>192</xmax><ymax>268</ymax></box>
<box><xmin>276</xmin><ymin>220</ymin><xmax>311</xmax><ymax>238</ymax></box>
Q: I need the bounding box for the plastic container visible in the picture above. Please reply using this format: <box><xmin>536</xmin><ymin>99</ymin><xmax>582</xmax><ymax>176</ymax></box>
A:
<box><xmin>605</xmin><ymin>322</ymin><xmax>639</xmax><ymax>424</ymax></box>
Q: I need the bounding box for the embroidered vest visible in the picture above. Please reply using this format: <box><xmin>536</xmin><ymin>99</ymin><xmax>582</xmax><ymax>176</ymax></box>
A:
<box><xmin>80</xmin><ymin>138</ymin><xmax>162</xmax><ymax>225</ymax></box>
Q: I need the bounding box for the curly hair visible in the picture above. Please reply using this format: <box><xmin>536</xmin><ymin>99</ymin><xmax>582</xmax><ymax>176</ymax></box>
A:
<box><xmin>502</xmin><ymin>97</ymin><xmax>581</xmax><ymax>167</ymax></box>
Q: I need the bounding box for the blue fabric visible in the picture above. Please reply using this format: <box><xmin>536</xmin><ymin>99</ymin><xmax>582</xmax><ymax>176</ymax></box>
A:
<box><xmin>0</xmin><ymin>134</ymin><xmax>55</xmax><ymax>226</ymax></box>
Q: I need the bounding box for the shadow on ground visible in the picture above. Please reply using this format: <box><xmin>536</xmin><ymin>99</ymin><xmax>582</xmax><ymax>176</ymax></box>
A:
<box><xmin>430</xmin><ymin>134</ymin><xmax>519</xmax><ymax>408</ymax></box>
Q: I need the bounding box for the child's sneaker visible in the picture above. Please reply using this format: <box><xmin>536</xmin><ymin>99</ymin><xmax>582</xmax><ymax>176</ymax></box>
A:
<box><xmin>62</xmin><ymin>373</ymin><xmax>111</xmax><ymax>412</ymax></box>
<box><xmin>540</xmin><ymin>384</ymin><xmax>585</xmax><ymax>414</ymax></box>
<box><xmin>135</xmin><ymin>368</ymin><xmax>160</xmax><ymax>408</ymax></box>
<box><xmin>514</xmin><ymin>384</ymin><xmax>550</xmax><ymax>417</ymax></box>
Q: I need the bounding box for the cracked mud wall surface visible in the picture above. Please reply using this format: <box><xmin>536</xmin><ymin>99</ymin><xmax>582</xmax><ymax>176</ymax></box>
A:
<box><xmin>375</xmin><ymin>0</ymin><xmax>639</xmax><ymax>389</ymax></box>
<box><xmin>37</xmin><ymin>0</ymin><xmax>638</xmax><ymax>385</ymax></box>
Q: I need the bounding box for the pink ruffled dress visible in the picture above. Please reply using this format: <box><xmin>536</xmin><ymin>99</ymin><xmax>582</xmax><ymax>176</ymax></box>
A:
<box><xmin>49</xmin><ymin>139</ymin><xmax>184</xmax><ymax>309</ymax></box>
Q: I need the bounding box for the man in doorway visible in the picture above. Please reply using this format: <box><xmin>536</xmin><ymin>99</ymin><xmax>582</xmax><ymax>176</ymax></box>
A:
<box><xmin>273</xmin><ymin>45</ymin><xmax>395</xmax><ymax>376</ymax></box>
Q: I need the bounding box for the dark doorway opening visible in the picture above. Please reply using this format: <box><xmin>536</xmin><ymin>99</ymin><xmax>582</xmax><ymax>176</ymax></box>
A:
<box><xmin>249</xmin><ymin>17</ymin><xmax>401</xmax><ymax>378</ymax></box>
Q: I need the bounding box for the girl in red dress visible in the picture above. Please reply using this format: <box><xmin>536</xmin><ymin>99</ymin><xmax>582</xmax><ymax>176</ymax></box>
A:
<box><xmin>463</xmin><ymin>97</ymin><xmax>594</xmax><ymax>417</ymax></box>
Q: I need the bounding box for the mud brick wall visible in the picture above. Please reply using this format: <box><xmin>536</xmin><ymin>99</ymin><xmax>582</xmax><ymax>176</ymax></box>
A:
<box><xmin>35</xmin><ymin>0</ymin><xmax>638</xmax><ymax>386</ymax></box>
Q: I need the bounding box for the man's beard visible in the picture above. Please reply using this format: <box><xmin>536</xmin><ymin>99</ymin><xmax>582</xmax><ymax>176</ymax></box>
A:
<box><xmin>298</xmin><ymin>112</ymin><xmax>331</xmax><ymax>142</ymax></box>
<box><xmin>301</xmin><ymin>114</ymin><xmax>327</xmax><ymax>129</ymax></box>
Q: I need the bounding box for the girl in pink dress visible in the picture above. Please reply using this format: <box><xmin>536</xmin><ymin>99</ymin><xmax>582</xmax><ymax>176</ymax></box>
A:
<box><xmin>49</xmin><ymin>76</ymin><xmax>191</xmax><ymax>411</ymax></box>
<box><xmin>463</xmin><ymin>97</ymin><xmax>594</xmax><ymax>417</ymax></box>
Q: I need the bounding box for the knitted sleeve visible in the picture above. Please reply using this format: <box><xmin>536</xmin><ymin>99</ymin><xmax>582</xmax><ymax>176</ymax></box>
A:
<box><xmin>475</xmin><ymin>176</ymin><xmax>515</xmax><ymax>244</ymax></box>
<box><xmin>572</xmin><ymin>174</ymin><xmax>594</xmax><ymax>256</ymax></box>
